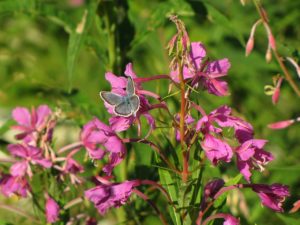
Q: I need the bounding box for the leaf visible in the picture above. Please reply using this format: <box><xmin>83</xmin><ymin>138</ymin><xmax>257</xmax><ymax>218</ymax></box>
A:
<box><xmin>155</xmin><ymin>151</ymin><xmax>181</xmax><ymax>225</ymax></box>
<box><xmin>67</xmin><ymin>0</ymin><xmax>99</xmax><ymax>92</ymax></box>
<box><xmin>276</xmin><ymin>214</ymin><xmax>300</xmax><ymax>225</ymax></box>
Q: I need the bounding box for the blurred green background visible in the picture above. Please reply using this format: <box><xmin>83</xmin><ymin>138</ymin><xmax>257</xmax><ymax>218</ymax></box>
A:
<box><xmin>0</xmin><ymin>0</ymin><xmax>300</xmax><ymax>224</ymax></box>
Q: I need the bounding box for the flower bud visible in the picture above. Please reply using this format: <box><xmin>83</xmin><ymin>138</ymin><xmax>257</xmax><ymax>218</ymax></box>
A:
<box><xmin>264</xmin><ymin>24</ymin><xmax>276</xmax><ymax>50</ymax></box>
<box><xmin>272</xmin><ymin>77</ymin><xmax>283</xmax><ymax>104</ymax></box>
<box><xmin>245</xmin><ymin>20</ymin><xmax>262</xmax><ymax>56</ymax></box>
<box><xmin>268</xmin><ymin>119</ymin><xmax>295</xmax><ymax>129</ymax></box>
<box><xmin>265</xmin><ymin>45</ymin><xmax>272</xmax><ymax>63</ymax></box>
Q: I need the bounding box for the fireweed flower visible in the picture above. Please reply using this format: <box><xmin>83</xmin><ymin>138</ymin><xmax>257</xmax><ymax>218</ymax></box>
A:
<box><xmin>170</xmin><ymin>42</ymin><xmax>231</xmax><ymax>96</ymax></box>
<box><xmin>85</xmin><ymin>180</ymin><xmax>139</xmax><ymax>215</ymax></box>
<box><xmin>247</xmin><ymin>183</ymin><xmax>290</xmax><ymax>212</ymax></box>
<box><xmin>201</xmin><ymin>134</ymin><xmax>233</xmax><ymax>165</ymax></box>
<box><xmin>195</xmin><ymin>105</ymin><xmax>253</xmax><ymax>165</ymax></box>
<box><xmin>236</xmin><ymin>139</ymin><xmax>274</xmax><ymax>182</ymax></box>
<box><xmin>11</xmin><ymin>105</ymin><xmax>52</xmax><ymax>145</ymax></box>
<box><xmin>45</xmin><ymin>196</ymin><xmax>60</xmax><ymax>223</ymax></box>
<box><xmin>8</xmin><ymin>144</ymin><xmax>52</xmax><ymax>178</ymax></box>
<box><xmin>103</xmin><ymin>63</ymin><xmax>156</xmax><ymax>132</ymax></box>
<box><xmin>81</xmin><ymin>118</ymin><xmax>126</xmax><ymax>175</ymax></box>
<box><xmin>196</xmin><ymin>105</ymin><xmax>253</xmax><ymax>144</ymax></box>
<box><xmin>0</xmin><ymin>174</ymin><xmax>30</xmax><ymax>197</ymax></box>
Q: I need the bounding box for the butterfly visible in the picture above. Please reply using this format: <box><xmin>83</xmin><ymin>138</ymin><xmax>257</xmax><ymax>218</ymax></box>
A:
<box><xmin>100</xmin><ymin>77</ymin><xmax>140</xmax><ymax>117</ymax></box>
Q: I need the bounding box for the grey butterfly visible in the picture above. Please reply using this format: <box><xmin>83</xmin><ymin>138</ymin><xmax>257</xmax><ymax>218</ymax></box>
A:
<box><xmin>100</xmin><ymin>77</ymin><xmax>140</xmax><ymax>117</ymax></box>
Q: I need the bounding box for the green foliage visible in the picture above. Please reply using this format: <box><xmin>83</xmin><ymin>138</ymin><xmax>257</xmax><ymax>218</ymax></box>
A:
<box><xmin>0</xmin><ymin>0</ymin><xmax>300</xmax><ymax>224</ymax></box>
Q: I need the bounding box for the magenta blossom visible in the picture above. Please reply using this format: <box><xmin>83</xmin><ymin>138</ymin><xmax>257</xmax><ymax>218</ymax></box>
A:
<box><xmin>85</xmin><ymin>180</ymin><xmax>139</xmax><ymax>215</ymax></box>
<box><xmin>248</xmin><ymin>183</ymin><xmax>290</xmax><ymax>212</ymax></box>
<box><xmin>196</xmin><ymin>105</ymin><xmax>253</xmax><ymax>144</ymax></box>
<box><xmin>45</xmin><ymin>196</ymin><xmax>60</xmax><ymax>223</ymax></box>
<box><xmin>236</xmin><ymin>139</ymin><xmax>274</xmax><ymax>182</ymax></box>
<box><xmin>0</xmin><ymin>174</ymin><xmax>29</xmax><ymax>197</ymax></box>
<box><xmin>11</xmin><ymin>105</ymin><xmax>52</xmax><ymax>144</ymax></box>
<box><xmin>81</xmin><ymin>118</ymin><xmax>126</xmax><ymax>175</ymax></box>
<box><xmin>201</xmin><ymin>134</ymin><xmax>233</xmax><ymax>165</ymax></box>
<box><xmin>103</xmin><ymin>63</ymin><xmax>156</xmax><ymax>132</ymax></box>
<box><xmin>8</xmin><ymin>144</ymin><xmax>52</xmax><ymax>178</ymax></box>
<box><xmin>170</xmin><ymin>42</ymin><xmax>231</xmax><ymax>96</ymax></box>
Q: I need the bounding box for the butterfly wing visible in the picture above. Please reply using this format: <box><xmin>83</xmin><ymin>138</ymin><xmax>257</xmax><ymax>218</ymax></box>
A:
<box><xmin>126</xmin><ymin>77</ymin><xmax>135</xmax><ymax>96</ymax></box>
<box><xmin>100</xmin><ymin>92</ymin><xmax>123</xmax><ymax>106</ymax></box>
<box><xmin>114</xmin><ymin>100</ymin><xmax>133</xmax><ymax>117</ymax></box>
<box><xmin>129</xmin><ymin>95</ymin><xmax>140</xmax><ymax>115</ymax></box>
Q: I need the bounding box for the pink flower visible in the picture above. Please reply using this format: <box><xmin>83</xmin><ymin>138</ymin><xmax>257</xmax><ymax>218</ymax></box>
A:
<box><xmin>8</xmin><ymin>144</ymin><xmax>52</xmax><ymax>178</ymax></box>
<box><xmin>103</xmin><ymin>63</ymin><xmax>155</xmax><ymax>132</ymax></box>
<box><xmin>236</xmin><ymin>139</ymin><xmax>274</xmax><ymax>182</ymax></box>
<box><xmin>201</xmin><ymin>134</ymin><xmax>233</xmax><ymax>165</ymax></box>
<box><xmin>0</xmin><ymin>174</ymin><xmax>29</xmax><ymax>197</ymax></box>
<box><xmin>248</xmin><ymin>183</ymin><xmax>289</xmax><ymax>212</ymax></box>
<box><xmin>85</xmin><ymin>180</ymin><xmax>139</xmax><ymax>215</ymax></box>
<box><xmin>81</xmin><ymin>118</ymin><xmax>126</xmax><ymax>175</ymax></box>
<box><xmin>196</xmin><ymin>105</ymin><xmax>253</xmax><ymax>143</ymax></box>
<box><xmin>12</xmin><ymin>105</ymin><xmax>52</xmax><ymax>144</ymax></box>
<box><xmin>45</xmin><ymin>196</ymin><xmax>60</xmax><ymax>223</ymax></box>
<box><xmin>170</xmin><ymin>42</ymin><xmax>231</xmax><ymax>96</ymax></box>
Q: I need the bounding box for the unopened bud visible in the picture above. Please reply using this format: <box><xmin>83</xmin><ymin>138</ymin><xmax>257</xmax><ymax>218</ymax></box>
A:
<box><xmin>264</xmin><ymin>24</ymin><xmax>276</xmax><ymax>50</ymax></box>
<box><xmin>268</xmin><ymin>119</ymin><xmax>295</xmax><ymax>130</ymax></box>
<box><xmin>272</xmin><ymin>77</ymin><xmax>283</xmax><ymax>105</ymax></box>
<box><xmin>245</xmin><ymin>38</ymin><xmax>254</xmax><ymax>57</ymax></box>
<box><xmin>265</xmin><ymin>45</ymin><xmax>272</xmax><ymax>63</ymax></box>
<box><xmin>245</xmin><ymin>20</ymin><xmax>262</xmax><ymax>56</ymax></box>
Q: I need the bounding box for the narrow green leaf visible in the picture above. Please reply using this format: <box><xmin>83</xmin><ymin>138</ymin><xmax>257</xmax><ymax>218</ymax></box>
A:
<box><xmin>67</xmin><ymin>0</ymin><xmax>99</xmax><ymax>92</ymax></box>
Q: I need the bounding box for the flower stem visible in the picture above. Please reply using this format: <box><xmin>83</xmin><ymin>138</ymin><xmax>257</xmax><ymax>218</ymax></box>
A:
<box><xmin>252</xmin><ymin>0</ymin><xmax>300</xmax><ymax>97</ymax></box>
<box><xmin>57</xmin><ymin>142</ymin><xmax>83</xmax><ymax>154</ymax></box>
<box><xmin>122</xmin><ymin>138</ymin><xmax>180</xmax><ymax>175</ymax></box>
<box><xmin>133</xmin><ymin>189</ymin><xmax>168</xmax><ymax>225</ymax></box>
<box><xmin>178</xmin><ymin>59</ymin><xmax>188</xmax><ymax>183</ymax></box>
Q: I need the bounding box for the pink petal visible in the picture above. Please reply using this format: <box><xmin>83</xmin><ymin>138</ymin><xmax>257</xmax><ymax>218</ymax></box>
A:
<box><xmin>124</xmin><ymin>63</ymin><xmax>137</xmax><ymax>78</ymax></box>
<box><xmin>10</xmin><ymin>161</ymin><xmax>28</xmax><ymax>177</ymax></box>
<box><xmin>105</xmin><ymin>72</ymin><xmax>127</xmax><ymax>90</ymax></box>
<box><xmin>45</xmin><ymin>197</ymin><xmax>60</xmax><ymax>223</ymax></box>
<box><xmin>12</xmin><ymin>107</ymin><xmax>31</xmax><ymax>127</ymax></box>
<box><xmin>36</xmin><ymin>105</ymin><xmax>52</xmax><ymax>129</ymax></box>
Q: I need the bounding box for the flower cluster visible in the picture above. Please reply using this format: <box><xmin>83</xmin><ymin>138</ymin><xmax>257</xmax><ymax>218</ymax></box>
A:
<box><xmin>0</xmin><ymin>105</ymin><xmax>85</xmax><ymax>223</ymax></box>
<box><xmin>0</xmin><ymin>17</ymin><xmax>291</xmax><ymax>225</ymax></box>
